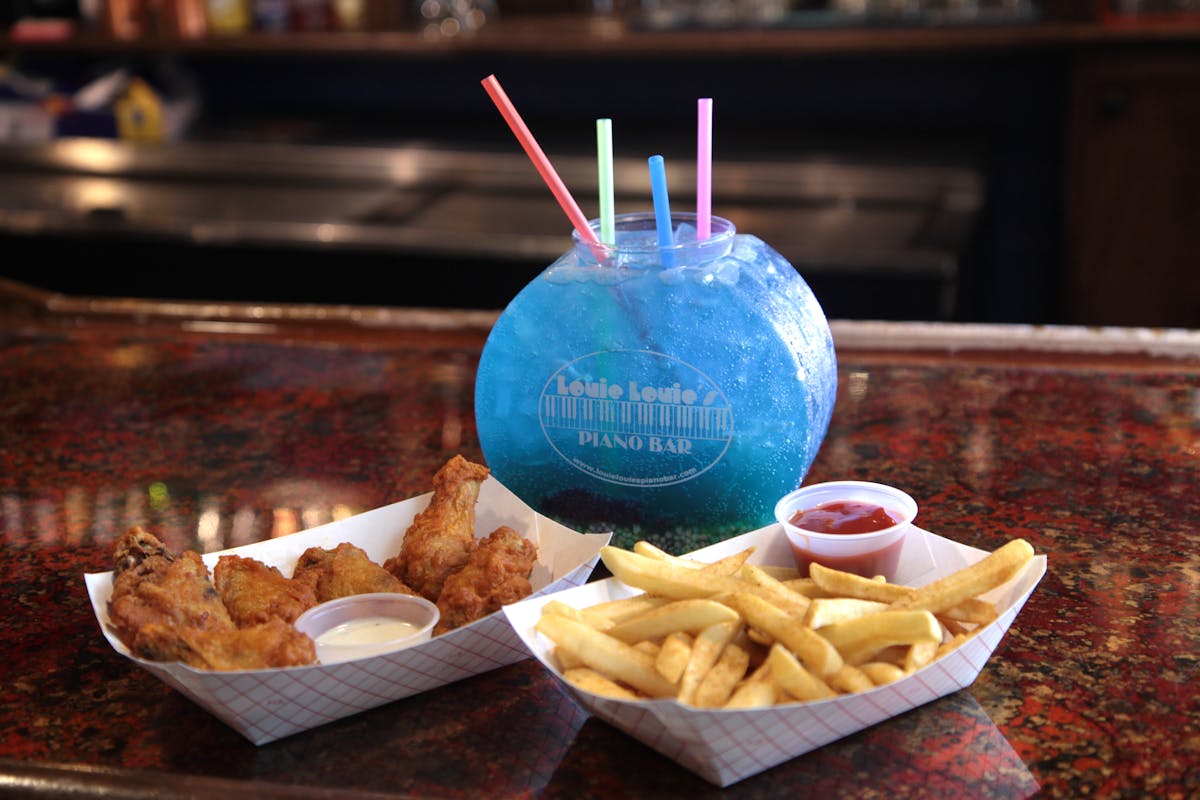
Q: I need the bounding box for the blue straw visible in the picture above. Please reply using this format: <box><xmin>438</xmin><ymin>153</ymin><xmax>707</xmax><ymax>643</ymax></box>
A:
<box><xmin>648</xmin><ymin>154</ymin><xmax>675</xmax><ymax>268</ymax></box>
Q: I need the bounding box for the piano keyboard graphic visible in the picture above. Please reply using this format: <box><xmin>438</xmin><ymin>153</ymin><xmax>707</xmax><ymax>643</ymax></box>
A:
<box><xmin>542</xmin><ymin>395</ymin><xmax>732</xmax><ymax>440</ymax></box>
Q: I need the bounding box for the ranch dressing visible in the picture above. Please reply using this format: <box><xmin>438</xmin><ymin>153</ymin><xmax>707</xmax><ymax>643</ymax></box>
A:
<box><xmin>316</xmin><ymin>616</ymin><xmax>421</xmax><ymax>648</ymax></box>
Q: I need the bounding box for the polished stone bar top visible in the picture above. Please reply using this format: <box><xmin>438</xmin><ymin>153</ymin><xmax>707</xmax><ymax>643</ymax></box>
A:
<box><xmin>1</xmin><ymin>278</ymin><xmax>1197</xmax><ymax>799</ymax></box>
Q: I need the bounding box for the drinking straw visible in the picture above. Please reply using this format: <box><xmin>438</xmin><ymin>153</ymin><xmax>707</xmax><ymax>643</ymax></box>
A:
<box><xmin>597</xmin><ymin>118</ymin><xmax>615</xmax><ymax>245</ymax></box>
<box><xmin>648</xmin><ymin>154</ymin><xmax>676</xmax><ymax>268</ymax></box>
<box><xmin>481</xmin><ymin>74</ymin><xmax>599</xmax><ymax>245</ymax></box>
<box><xmin>697</xmin><ymin>97</ymin><xmax>713</xmax><ymax>241</ymax></box>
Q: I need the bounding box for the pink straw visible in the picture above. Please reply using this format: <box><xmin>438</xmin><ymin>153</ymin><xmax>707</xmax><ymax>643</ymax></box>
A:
<box><xmin>481</xmin><ymin>74</ymin><xmax>599</xmax><ymax>245</ymax></box>
<box><xmin>697</xmin><ymin>97</ymin><xmax>713</xmax><ymax>241</ymax></box>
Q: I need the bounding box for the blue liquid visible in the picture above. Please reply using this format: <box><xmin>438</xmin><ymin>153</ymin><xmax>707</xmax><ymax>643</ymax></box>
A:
<box><xmin>474</xmin><ymin>216</ymin><xmax>837</xmax><ymax>551</ymax></box>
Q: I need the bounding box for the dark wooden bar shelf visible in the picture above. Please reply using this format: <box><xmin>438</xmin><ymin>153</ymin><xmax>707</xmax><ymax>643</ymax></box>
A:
<box><xmin>4</xmin><ymin>17</ymin><xmax>1200</xmax><ymax>59</ymax></box>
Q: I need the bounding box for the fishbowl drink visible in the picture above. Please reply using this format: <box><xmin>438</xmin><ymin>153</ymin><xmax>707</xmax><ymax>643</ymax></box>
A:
<box><xmin>474</xmin><ymin>213</ymin><xmax>837</xmax><ymax>551</ymax></box>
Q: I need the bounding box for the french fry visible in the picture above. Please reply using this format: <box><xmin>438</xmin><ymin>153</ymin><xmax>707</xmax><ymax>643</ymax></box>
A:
<box><xmin>745</xmin><ymin>626</ymin><xmax>774</xmax><ymax>647</ymax></box>
<box><xmin>678</xmin><ymin>619</ymin><xmax>742</xmax><ymax>705</ymax></box>
<box><xmin>781</xmin><ymin>577</ymin><xmax>837</xmax><ymax>598</ymax></box>
<box><xmin>633</xmin><ymin>540</ymin><xmax>688</xmax><ymax>563</ymax></box>
<box><xmin>535</xmin><ymin>612</ymin><xmax>677</xmax><ymax>698</ymax></box>
<box><xmin>743</xmin><ymin>660</ymin><xmax>772</xmax><ymax>684</ymax></box>
<box><xmin>633</xmin><ymin>640</ymin><xmax>661</xmax><ymax>657</ymax></box>
<box><xmin>731</xmin><ymin>626</ymin><xmax>761</xmax><ymax>653</ymax></box>
<box><xmin>939</xmin><ymin>597</ymin><xmax>1000</xmax><ymax>626</ymax></box>
<box><xmin>563</xmin><ymin>667</ymin><xmax>642</xmax><ymax>700</ymax></box>
<box><xmin>939</xmin><ymin>616</ymin><xmax>975</xmax><ymax>638</ymax></box>
<box><xmin>803</xmin><ymin>597</ymin><xmax>890</xmax><ymax>629</ymax></box>
<box><xmin>601</xmin><ymin>546</ymin><xmax>754</xmax><ymax>600</ymax></box>
<box><xmin>579</xmin><ymin>593</ymin><xmax>671</xmax><ymax>628</ymax></box>
<box><xmin>904</xmin><ymin>640</ymin><xmax>939</xmax><ymax>673</ymax></box>
<box><xmin>700</xmin><ymin>548</ymin><xmax>756</xmax><ymax>576</ymax></box>
<box><xmin>817</xmin><ymin>609</ymin><xmax>942</xmax><ymax>666</ymax></box>
<box><xmin>937</xmin><ymin>632</ymin><xmax>974</xmax><ymax>659</ymax></box>
<box><xmin>602</xmin><ymin>546</ymin><xmax>806</xmax><ymax>616</ymax></box>
<box><xmin>736</xmin><ymin>633</ymin><xmax>770</xmax><ymax>674</ymax></box>
<box><xmin>809</xmin><ymin>563</ymin><xmax>914</xmax><ymax>603</ymax></box>
<box><xmin>721</xmin><ymin>591</ymin><xmax>844</xmax><ymax>677</ymax></box>
<box><xmin>631</xmin><ymin>541</ymin><xmax>753</xmax><ymax>576</ymax></box>
<box><xmin>765</xmin><ymin>643</ymin><xmax>837</xmax><ymax>702</ymax></box>
<box><xmin>889</xmin><ymin>539</ymin><xmax>1034</xmax><ymax>614</ymax></box>
<box><xmin>541</xmin><ymin>599</ymin><xmax>600</xmax><ymax>627</ymax></box>
<box><xmin>868</xmin><ymin>644</ymin><xmax>911</xmax><ymax>667</ymax></box>
<box><xmin>692</xmin><ymin>642</ymin><xmax>750</xmax><ymax>708</ymax></box>
<box><xmin>552</xmin><ymin>644</ymin><xmax>586</xmax><ymax>671</ymax></box>
<box><xmin>542</xmin><ymin>599</ymin><xmax>582</xmax><ymax>619</ymax></box>
<box><xmin>655</xmin><ymin>631</ymin><xmax>693</xmax><ymax>683</ymax></box>
<box><xmin>859</xmin><ymin>661</ymin><xmax>905</xmax><ymax>686</ymax></box>
<box><xmin>605</xmin><ymin>598</ymin><xmax>740</xmax><ymax>644</ymax></box>
<box><xmin>724</xmin><ymin>672</ymin><xmax>778</xmax><ymax>709</ymax></box>
<box><xmin>737</xmin><ymin>564</ymin><xmax>812</xmax><ymax>618</ymax></box>
<box><xmin>828</xmin><ymin>665</ymin><xmax>874</xmax><ymax>694</ymax></box>
<box><xmin>755</xmin><ymin>564</ymin><xmax>801</xmax><ymax>581</ymax></box>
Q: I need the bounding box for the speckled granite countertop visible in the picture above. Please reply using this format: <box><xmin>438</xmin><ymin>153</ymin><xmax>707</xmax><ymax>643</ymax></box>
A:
<box><xmin>1</xmin><ymin>280</ymin><xmax>1197</xmax><ymax>799</ymax></box>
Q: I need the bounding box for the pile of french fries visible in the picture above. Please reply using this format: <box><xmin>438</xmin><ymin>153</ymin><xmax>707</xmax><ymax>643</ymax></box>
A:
<box><xmin>535</xmin><ymin>537</ymin><xmax>1035</xmax><ymax>709</ymax></box>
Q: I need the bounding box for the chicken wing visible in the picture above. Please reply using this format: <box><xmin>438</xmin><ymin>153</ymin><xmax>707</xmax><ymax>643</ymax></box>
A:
<box><xmin>292</xmin><ymin>542</ymin><xmax>416</xmax><ymax>603</ymax></box>
<box><xmin>214</xmin><ymin>554</ymin><xmax>318</xmax><ymax>627</ymax></box>
<box><xmin>130</xmin><ymin>617</ymin><xmax>318</xmax><ymax>670</ymax></box>
<box><xmin>434</xmin><ymin>525</ymin><xmax>537</xmax><ymax>634</ymax></box>
<box><xmin>109</xmin><ymin>526</ymin><xmax>236</xmax><ymax>645</ymax></box>
<box><xmin>384</xmin><ymin>454</ymin><xmax>490</xmax><ymax>602</ymax></box>
<box><xmin>107</xmin><ymin>527</ymin><xmax>316</xmax><ymax>670</ymax></box>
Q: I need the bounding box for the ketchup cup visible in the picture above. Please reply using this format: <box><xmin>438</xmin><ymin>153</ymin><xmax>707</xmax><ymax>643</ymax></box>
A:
<box><xmin>774</xmin><ymin>481</ymin><xmax>919</xmax><ymax>581</ymax></box>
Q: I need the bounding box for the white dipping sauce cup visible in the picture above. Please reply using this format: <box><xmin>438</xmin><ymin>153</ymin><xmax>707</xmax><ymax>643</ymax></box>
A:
<box><xmin>774</xmin><ymin>481</ymin><xmax>918</xmax><ymax>581</ymax></box>
<box><xmin>294</xmin><ymin>592</ymin><xmax>439</xmax><ymax>664</ymax></box>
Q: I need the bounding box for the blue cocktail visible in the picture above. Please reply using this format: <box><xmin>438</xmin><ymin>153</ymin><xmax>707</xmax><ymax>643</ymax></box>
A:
<box><xmin>474</xmin><ymin>212</ymin><xmax>837</xmax><ymax>551</ymax></box>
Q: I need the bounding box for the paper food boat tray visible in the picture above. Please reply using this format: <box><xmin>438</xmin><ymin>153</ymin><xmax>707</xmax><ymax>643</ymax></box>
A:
<box><xmin>85</xmin><ymin>477</ymin><xmax>611</xmax><ymax>746</ymax></box>
<box><xmin>503</xmin><ymin>524</ymin><xmax>1047</xmax><ymax>788</ymax></box>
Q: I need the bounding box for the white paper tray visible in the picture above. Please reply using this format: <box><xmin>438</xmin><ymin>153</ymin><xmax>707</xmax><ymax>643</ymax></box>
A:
<box><xmin>84</xmin><ymin>477</ymin><xmax>611</xmax><ymax>745</ymax></box>
<box><xmin>503</xmin><ymin>524</ymin><xmax>1047</xmax><ymax>787</ymax></box>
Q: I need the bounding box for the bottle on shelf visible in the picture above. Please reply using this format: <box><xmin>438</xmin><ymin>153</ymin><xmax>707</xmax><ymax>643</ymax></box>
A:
<box><xmin>205</xmin><ymin>0</ymin><xmax>251</xmax><ymax>32</ymax></box>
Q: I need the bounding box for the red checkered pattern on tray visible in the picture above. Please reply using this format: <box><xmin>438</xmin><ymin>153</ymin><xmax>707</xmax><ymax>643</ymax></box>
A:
<box><xmin>134</xmin><ymin>555</ymin><xmax>603</xmax><ymax>746</ymax></box>
<box><xmin>559</xmin><ymin>580</ymin><xmax>1035</xmax><ymax>788</ymax></box>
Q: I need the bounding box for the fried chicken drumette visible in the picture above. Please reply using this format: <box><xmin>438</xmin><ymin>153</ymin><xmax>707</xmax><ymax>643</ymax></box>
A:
<box><xmin>434</xmin><ymin>525</ymin><xmax>537</xmax><ymax>634</ymax></box>
<box><xmin>129</xmin><ymin>616</ymin><xmax>319</xmax><ymax>671</ymax></box>
<box><xmin>214</xmin><ymin>554</ymin><xmax>318</xmax><ymax>627</ymax></box>
<box><xmin>292</xmin><ymin>542</ymin><xmax>416</xmax><ymax>603</ymax></box>
<box><xmin>109</xmin><ymin>527</ymin><xmax>235</xmax><ymax>643</ymax></box>
<box><xmin>384</xmin><ymin>454</ymin><xmax>490</xmax><ymax>602</ymax></box>
<box><xmin>107</xmin><ymin>527</ymin><xmax>316</xmax><ymax>670</ymax></box>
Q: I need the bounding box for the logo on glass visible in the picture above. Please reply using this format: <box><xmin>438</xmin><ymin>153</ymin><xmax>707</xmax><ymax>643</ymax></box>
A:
<box><xmin>539</xmin><ymin>350</ymin><xmax>733</xmax><ymax>488</ymax></box>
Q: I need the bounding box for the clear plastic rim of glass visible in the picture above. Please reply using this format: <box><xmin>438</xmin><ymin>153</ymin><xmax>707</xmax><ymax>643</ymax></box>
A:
<box><xmin>572</xmin><ymin>212</ymin><xmax>737</xmax><ymax>265</ymax></box>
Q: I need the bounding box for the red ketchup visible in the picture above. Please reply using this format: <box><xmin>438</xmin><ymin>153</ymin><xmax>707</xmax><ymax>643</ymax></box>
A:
<box><xmin>787</xmin><ymin>500</ymin><xmax>905</xmax><ymax>578</ymax></box>
<box><xmin>789</xmin><ymin>500</ymin><xmax>902</xmax><ymax>535</ymax></box>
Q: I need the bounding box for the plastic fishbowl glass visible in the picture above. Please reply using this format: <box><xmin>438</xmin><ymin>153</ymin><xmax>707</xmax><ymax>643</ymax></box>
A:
<box><xmin>474</xmin><ymin>212</ymin><xmax>838</xmax><ymax>552</ymax></box>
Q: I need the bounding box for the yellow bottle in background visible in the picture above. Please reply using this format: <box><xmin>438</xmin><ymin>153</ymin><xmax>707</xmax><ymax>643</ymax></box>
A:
<box><xmin>114</xmin><ymin>77</ymin><xmax>164</xmax><ymax>142</ymax></box>
<box><xmin>332</xmin><ymin>0</ymin><xmax>365</xmax><ymax>29</ymax></box>
<box><xmin>206</xmin><ymin>0</ymin><xmax>250</xmax><ymax>32</ymax></box>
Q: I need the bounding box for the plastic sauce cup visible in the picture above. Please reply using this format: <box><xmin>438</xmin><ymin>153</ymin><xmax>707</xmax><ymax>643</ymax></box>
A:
<box><xmin>294</xmin><ymin>592</ymin><xmax>439</xmax><ymax>664</ymax></box>
<box><xmin>774</xmin><ymin>481</ymin><xmax>919</xmax><ymax>581</ymax></box>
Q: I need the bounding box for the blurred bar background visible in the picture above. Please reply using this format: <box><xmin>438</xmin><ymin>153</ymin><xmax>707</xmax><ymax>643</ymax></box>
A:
<box><xmin>1</xmin><ymin>0</ymin><xmax>1197</xmax><ymax>327</ymax></box>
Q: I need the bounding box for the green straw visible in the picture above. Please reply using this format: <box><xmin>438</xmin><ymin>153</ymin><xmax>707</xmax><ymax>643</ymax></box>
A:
<box><xmin>597</xmin><ymin>118</ymin><xmax>615</xmax><ymax>245</ymax></box>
